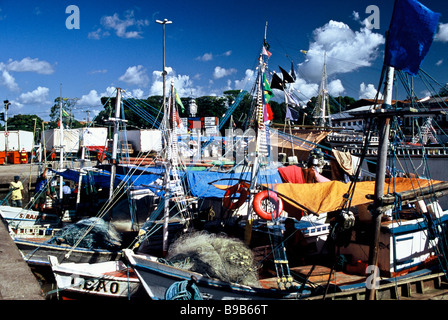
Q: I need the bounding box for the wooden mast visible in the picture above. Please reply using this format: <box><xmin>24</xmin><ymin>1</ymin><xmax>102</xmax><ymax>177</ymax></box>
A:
<box><xmin>365</xmin><ymin>65</ymin><xmax>395</xmax><ymax>300</ymax></box>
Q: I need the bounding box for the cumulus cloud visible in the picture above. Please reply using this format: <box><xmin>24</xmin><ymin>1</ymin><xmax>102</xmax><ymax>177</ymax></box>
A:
<box><xmin>435</xmin><ymin>23</ymin><xmax>448</xmax><ymax>42</ymax></box>
<box><xmin>15</xmin><ymin>86</ymin><xmax>50</xmax><ymax>106</ymax></box>
<box><xmin>0</xmin><ymin>67</ymin><xmax>19</xmax><ymax>91</ymax></box>
<box><xmin>213</xmin><ymin>66</ymin><xmax>237</xmax><ymax>79</ymax></box>
<box><xmin>291</xmin><ymin>78</ymin><xmax>319</xmax><ymax>100</ymax></box>
<box><xmin>119</xmin><ymin>65</ymin><xmax>149</xmax><ymax>86</ymax></box>
<box><xmin>6</xmin><ymin>57</ymin><xmax>54</xmax><ymax>74</ymax></box>
<box><xmin>234</xmin><ymin>69</ymin><xmax>255</xmax><ymax>89</ymax></box>
<box><xmin>298</xmin><ymin>20</ymin><xmax>384</xmax><ymax>82</ymax></box>
<box><xmin>77</xmin><ymin>86</ymin><xmax>117</xmax><ymax>107</ymax></box>
<box><xmin>149</xmin><ymin>67</ymin><xmax>204</xmax><ymax>97</ymax></box>
<box><xmin>196</xmin><ymin>53</ymin><xmax>213</xmax><ymax>61</ymax></box>
<box><xmin>0</xmin><ymin>57</ymin><xmax>54</xmax><ymax>92</ymax></box>
<box><xmin>328</xmin><ymin>79</ymin><xmax>345</xmax><ymax>96</ymax></box>
<box><xmin>90</xmin><ymin>10</ymin><xmax>149</xmax><ymax>39</ymax></box>
<box><xmin>359</xmin><ymin>82</ymin><xmax>383</xmax><ymax>99</ymax></box>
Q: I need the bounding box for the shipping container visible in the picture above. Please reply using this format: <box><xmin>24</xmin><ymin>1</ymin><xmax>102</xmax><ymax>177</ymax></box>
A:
<box><xmin>119</xmin><ymin>129</ymin><xmax>162</xmax><ymax>153</ymax></box>
<box><xmin>0</xmin><ymin>130</ymin><xmax>34</xmax><ymax>152</ymax></box>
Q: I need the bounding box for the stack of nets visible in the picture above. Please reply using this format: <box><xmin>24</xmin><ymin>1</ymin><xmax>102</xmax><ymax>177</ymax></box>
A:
<box><xmin>166</xmin><ymin>231</ymin><xmax>259</xmax><ymax>287</ymax></box>
<box><xmin>50</xmin><ymin>217</ymin><xmax>122</xmax><ymax>250</ymax></box>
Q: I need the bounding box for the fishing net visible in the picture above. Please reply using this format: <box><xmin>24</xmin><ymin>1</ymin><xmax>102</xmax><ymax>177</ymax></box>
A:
<box><xmin>50</xmin><ymin>217</ymin><xmax>122</xmax><ymax>250</ymax></box>
<box><xmin>166</xmin><ymin>231</ymin><xmax>260</xmax><ymax>287</ymax></box>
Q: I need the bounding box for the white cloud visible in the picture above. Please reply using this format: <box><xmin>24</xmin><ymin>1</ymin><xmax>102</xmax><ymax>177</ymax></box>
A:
<box><xmin>0</xmin><ymin>67</ymin><xmax>19</xmax><ymax>91</ymax></box>
<box><xmin>98</xmin><ymin>10</ymin><xmax>149</xmax><ymax>39</ymax></box>
<box><xmin>234</xmin><ymin>69</ymin><xmax>255</xmax><ymax>89</ymax></box>
<box><xmin>6</xmin><ymin>57</ymin><xmax>54</xmax><ymax>74</ymax></box>
<box><xmin>15</xmin><ymin>86</ymin><xmax>50</xmax><ymax>106</ymax></box>
<box><xmin>436</xmin><ymin>59</ymin><xmax>443</xmax><ymax>66</ymax></box>
<box><xmin>359</xmin><ymin>82</ymin><xmax>383</xmax><ymax>99</ymax></box>
<box><xmin>328</xmin><ymin>79</ymin><xmax>345</xmax><ymax>96</ymax></box>
<box><xmin>0</xmin><ymin>57</ymin><xmax>54</xmax><ymax>92</ymax></box>
<box><xmin>149</xmin><ymin>67</ymin><xmax>203</xmax><ymax>97</ymax></box>
<box><xmin>291</xmin><ymin>78</ymin><xmax>319</xmax><ymax>100</ymax></box>
<box><xmin>223</xmin><ymin>50</ymin><xmax>232</xmax><ymax>57</ymax></box>
<box><xmin>132</xmin><ymin>88</ymin><xmax>144</xmax><ymax>99</ymax></box>
<box><xmin>89</xmin><ymin>69</ymin><xmax>108</xmax><ymax>74</ymax></box>
<box><xmin>299</xmin><ymin>20</ymin><xmax>384</xmax><ymax>82</ymax></box>
<box><xmin>196</xmin><ymin>53</ymin><xmax>213</xmax><ymax>61</ymax></box>
<box><xmin>119</xmin><ymin>65</ymin><xmax>149</xmax><ymax>86</ymax></box>
<box><xmin>213</xmin><ymin>66</ymin><xmax>237</xmax><ymax>79</ymax></box>
<box><xmin>77</xmin><ymin>87</ymin><xmax>118</xmax><ymax>107</ymax></box>
<box><xmin>435</xmin><ymin>23</ymin><xmax>448</xmax><ymax>42</ymax></box>
<box><xmin>77</xmin><ymin>90</ymin><xmax>102</xmax><ymax>107</ymax></box>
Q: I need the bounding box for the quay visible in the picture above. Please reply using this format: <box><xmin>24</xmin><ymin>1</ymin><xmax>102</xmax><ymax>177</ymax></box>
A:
<box><xmin>0</xmin><ymin>215</ymin><xmax>44</xmax><ymax>299</ymax></box>
<box><xmin>0</xmin><ymin>162</ymin><xmax>79</xmax><ymax>300</ymax></box>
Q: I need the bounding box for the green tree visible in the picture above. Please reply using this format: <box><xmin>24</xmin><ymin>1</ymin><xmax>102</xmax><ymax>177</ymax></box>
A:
<box><xmin>5</xmin><ymin>114</ymin><xmax>44</xmax><ymax>142</ymax></box>
<box><xmin>49</xmin><ymin>97</ymin><xmax>83</xmax><ymax>129</ymax></box>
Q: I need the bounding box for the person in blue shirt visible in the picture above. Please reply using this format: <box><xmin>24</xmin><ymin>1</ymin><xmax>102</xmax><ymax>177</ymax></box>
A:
<box><xmin>33</xmin><ymin>167</ymin><xmax>54</xmax><ymax>211</ymax></box>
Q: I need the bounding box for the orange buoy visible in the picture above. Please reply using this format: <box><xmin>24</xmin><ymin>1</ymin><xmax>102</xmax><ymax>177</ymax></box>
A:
<box><xmin>253</xmin><ymin>190</ymin><xmax>284</xmax><ymax>220</ymax></box>
<box><xmin>222</xmin><ymin>182</ymin><xmax>250</xmax><ymax>211</ymax></box>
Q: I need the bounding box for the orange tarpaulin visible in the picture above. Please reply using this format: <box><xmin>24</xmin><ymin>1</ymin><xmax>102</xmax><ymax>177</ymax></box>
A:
<box><xmin>273</xmin><ymin>178</ymin><xmax>443</xmax><ymax>215</ymax></box>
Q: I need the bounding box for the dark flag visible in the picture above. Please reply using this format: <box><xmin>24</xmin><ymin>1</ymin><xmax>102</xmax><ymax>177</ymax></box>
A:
<box><xmin>270</xmin><ymin>73</ymin><xmax>284</xmax><ymax>91</ymax></box>
<box><xmin>385</xmin><ymin>0</ymin><xmax>440</xmax><ymax>76</ymax></box>
<box><xmin>290</xmin><ymin>61</ymin><xmax>296</xmax><ymax>81</ymax></box>
<box><xmin>279</xmin><ymin>66</ymin><xmax>295</xmax><ymax>84</ymax></box>
<box><xmin>285</xmin><ymin>106</ymin><xmax>299</xmax><ymax>121</ymax></box>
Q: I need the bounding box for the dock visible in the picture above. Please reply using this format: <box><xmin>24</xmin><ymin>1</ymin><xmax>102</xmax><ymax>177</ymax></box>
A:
<box><xmin>0</xmin><ymin>215</ymin><xmax>44</xmax><ymax>300</ymax></box>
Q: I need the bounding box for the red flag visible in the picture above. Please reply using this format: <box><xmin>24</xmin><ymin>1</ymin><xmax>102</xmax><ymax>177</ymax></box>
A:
<box><xmin>263</xmin><ymin>103</ymin><xmax>274</xmax><ymax>122</ymax></box>
<box><xmin>261</xmin><ymin>46</ymin><xmax>272</xmax><ymax>58</ymax></box>
<box><xmin>174</xmin><ymin>110</ymin><xmax>183</xmax><ymax>128</ymax></box>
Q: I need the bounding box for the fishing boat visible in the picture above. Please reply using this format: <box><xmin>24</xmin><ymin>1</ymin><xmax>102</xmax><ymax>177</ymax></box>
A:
<box><xmin>48</xmin><ymin>255</ymin><xmax>143</xmax><ymax>300</ymax></box>
<box><xmin>125</xmin><ymin>0</ymin><xmax>448</xmax><ymax>301</ymax></box>
<box><xmin>0</xmin><ymin>205</ymin><xmax>60</xmax><ymax>230</ymax></box>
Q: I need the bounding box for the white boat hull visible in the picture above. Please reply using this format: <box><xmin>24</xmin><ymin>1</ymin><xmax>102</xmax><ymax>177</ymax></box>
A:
<box><xmin>0</xmin><ymin>205</ymin><xmax>59</xmax><ymax>229</ymax></box>
<box><xmin>49</xmin><ymin>256</ymin><xmax>143</xmax><ymax>299</ymax></box>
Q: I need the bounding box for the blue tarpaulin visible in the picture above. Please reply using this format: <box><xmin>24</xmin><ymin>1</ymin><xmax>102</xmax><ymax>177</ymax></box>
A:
<box><xmin>385</xmin><ymin>0</ymin><xmax>440</xmax><ymax>76</ymax></box>
<box><xmin>51</xmin><ymin>167</ymin><xmax>164</xmax><ymax>189</ymax></box>
<box><xmin>52</xmin><ymin>165</ymin><xmax>283</xmax><ymax>199</ymax></box>
<box><xmin>186</xmin><ymin>167</ymin><xmax>283</xmax><ymax>198</ymax></box>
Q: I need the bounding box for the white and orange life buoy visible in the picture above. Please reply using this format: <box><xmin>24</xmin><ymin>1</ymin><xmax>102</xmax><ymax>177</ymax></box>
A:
<box><xmin>253</xmin><ymin>190</ymin><xmax>284</xmax><ymax>220</ymax></box>
<box><xmin>222</xmin><ymin>182</ymin><xmax>250</xmax><ymax>211</ymax></box>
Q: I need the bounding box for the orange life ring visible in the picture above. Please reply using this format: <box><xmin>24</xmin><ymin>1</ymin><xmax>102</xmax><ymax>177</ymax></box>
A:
<box><xmin>253</xmin><ymin>190</ymin><xmax>284</xmax><ymax>220</ymax></box>
<box><xmin>222</xmin><ymin>182</ymin><xmax>249</xmax><ymax>210</ymax></box>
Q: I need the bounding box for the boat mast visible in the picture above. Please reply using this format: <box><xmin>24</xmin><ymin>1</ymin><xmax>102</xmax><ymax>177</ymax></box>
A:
<box><xmin>366</xmin><ymin>65</ymin><xmax>395</xmax><ymax>300</ymax></box>
<box><xmin>244</xmin><ymin>22</ymin><xmax>269</xmax><ymax>245</ymax></box>
<box><xmin>59</xmin><ymin>84</ymin><xmax>64</xmax><ymax>200</ymax></box>
<box><xmin>313</xmin><ymin>52</ymin><xmax>331</xmax><ymax>127</ymax></box>
<box><xmin>109</xmin><ymin>88</ymin><xmax>122</xmax><ymax>199</ymax></box>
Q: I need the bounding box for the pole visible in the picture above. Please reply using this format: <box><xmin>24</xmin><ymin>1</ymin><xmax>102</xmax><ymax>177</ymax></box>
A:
<box><xmin>3</xmin><ymin>100</ymin><xmax>10</xmax><ymax>165</ymax></box>
<box><xmin>366</xmin><ymin>66</ymin><xmax>395</xmax><ymax>300</ymax></box>
<box><xmin>59</xmin><ymin>85</ymin><xmax>64</xmax><ymax>200</ymax></box>
<box><xmin>155</xmin><ymin>18</ymin><xmax>172</xmax><ymax>124</ymax></box>
<box><xmin>109</xmin><ymin>88</ymin><xmax>122</xmax><ymax>199</ymax></box>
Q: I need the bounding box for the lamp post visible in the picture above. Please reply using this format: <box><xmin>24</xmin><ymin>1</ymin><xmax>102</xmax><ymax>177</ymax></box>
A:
<box><xmin>155</xmin><ymin>18</ymin><xmax>172</xmax><ymax>257</ymax></box>
<box><xmin>155</xmin><ymin>18</ymin><xmax>172</xmax><ymax>119</ymax></box>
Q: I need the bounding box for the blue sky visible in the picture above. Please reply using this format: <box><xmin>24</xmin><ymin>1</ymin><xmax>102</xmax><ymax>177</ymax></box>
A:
<box><xmin>1</xmin><ymin>0</ymin><xmax>448</xmax><ymax>121</ymax></box>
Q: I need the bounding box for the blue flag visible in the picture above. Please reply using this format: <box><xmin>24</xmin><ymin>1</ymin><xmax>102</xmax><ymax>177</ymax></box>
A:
<box><xmin>385</xmin><ymin>0</ymin><xmax>440</xmax><ymax>76</ymax></box>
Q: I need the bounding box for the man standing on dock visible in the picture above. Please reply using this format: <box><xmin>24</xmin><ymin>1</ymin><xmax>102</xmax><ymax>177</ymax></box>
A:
<box><xmin>9</xmin><ymin>175</ymin><xmax>24</xmax><ymax>207</ymax></box>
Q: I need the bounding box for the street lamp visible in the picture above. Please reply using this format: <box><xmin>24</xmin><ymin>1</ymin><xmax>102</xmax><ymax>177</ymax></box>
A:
<box><xmin>155</xmin><ymin>18</ymin><xmax>172</xmax><ymax>117</ymax></box>
<box><xmin>155</xmin><ymin>18</ymin><xmax>172</xmax><ymax>257</ymax></box>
